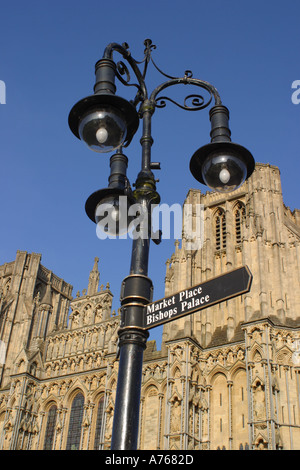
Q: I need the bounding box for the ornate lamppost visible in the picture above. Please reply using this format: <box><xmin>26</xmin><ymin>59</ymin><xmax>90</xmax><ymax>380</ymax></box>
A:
<box><xmin>68</xmin><ymin>39</ymin><xmax>255</xmax><ymax>450</ymax></box>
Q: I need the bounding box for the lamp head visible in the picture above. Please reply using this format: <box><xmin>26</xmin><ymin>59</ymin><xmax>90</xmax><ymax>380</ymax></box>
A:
<box><xmin>68</xmin><ymin>93</ymin><xmax>139</xmax><ymax>153</ymax></box>
<box><xmin>189</xmin><ymin>141</ymin><xmax>255</xmax><ymax>193</ymax></box>
<box><xmin>85</xmin><ymin>187</ymin><xmax>136</xmax><ymax>236</ymax></box>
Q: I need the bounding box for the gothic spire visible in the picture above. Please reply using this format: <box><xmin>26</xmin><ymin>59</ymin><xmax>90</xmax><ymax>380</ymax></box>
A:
<box><xmin>87</xmin><ymin>257</ymin><xmax>100</xmax><ymax>296</ymax></box>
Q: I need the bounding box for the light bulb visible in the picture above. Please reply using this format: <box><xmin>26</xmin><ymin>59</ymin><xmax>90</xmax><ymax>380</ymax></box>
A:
<box><xmin>94</xmin><ymin>195</ymin><xmax>135</xmax><ymax>236</ymax></box>
<box><xmin>96</xmin><ymin>127</ymin><xmax>108</xmax><ymax>144</ymax></box>
<box><xmin>219</xmin><ymin>168</ymin><xmax>230</xmax><ymax>184</ymax></box>
<box><xmin>111</xmin><ymin>207</ymin><xmax>119</xmax><ymax>222</ymax></box>
<box><xmin>77</xmin><ymin>108</ymin><xmax>128</xmax><ymax>153</ymax></box>
<box><xmin>200</xmin><ymin>152</ymin><xmax>247</xmax><ymax>193</ymax></box>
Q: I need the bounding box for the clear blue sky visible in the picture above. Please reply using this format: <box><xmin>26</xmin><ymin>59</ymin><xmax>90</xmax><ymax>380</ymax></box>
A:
<box><xmin>0</xmin><ymin>0</ymin><xmax>299</xmax><ymax>347</ymax></box>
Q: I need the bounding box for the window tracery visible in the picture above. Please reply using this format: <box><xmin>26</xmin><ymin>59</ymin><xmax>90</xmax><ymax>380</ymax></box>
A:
<box><xmin>234</xmin><ymin>202</ymin><xmax>245</xmax><ymax>244</ymax></box>
<box><xmin>215</xmin><ymin>208</ymin><xmax>226</xmax><ymax>250</ymax></box>
<box><xmin>66</xmin><ymin>392</ymin><xmax>84</xmax><ymax>450</ymax></box>
<box><xmin>93</xmin><ymin>396</ymin><xmax>104</xmax><ymax>449</ymax></box>
<box><xmin>43</xmin><ymin>404</ymin><xmax>57</xmax><ymax>450</ymax></box>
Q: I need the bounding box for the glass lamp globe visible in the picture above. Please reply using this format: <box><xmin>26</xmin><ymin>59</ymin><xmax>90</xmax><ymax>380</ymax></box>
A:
<box><xmin>190</xmin><ymin>141</ymin><xmax>255</xmax><ymax>193</ymax></box>
<box><xmin>78</xmin><ymin>107</ymin><xmax>128</xmax><ymax>153</ymax></box>
<box><xmin>94</xmin><ymin>194</ymin><xmax>136</xmax><ymax>236</ymax></box>
<box><xmin>201</xmin><ymin>153</ymin><xmax>247</xmax><ymax>193</ymax></box>
<box><xmin>69</xmin><ymin>93</ymin><xmax>139</xmax><ymax>153</ymax></box>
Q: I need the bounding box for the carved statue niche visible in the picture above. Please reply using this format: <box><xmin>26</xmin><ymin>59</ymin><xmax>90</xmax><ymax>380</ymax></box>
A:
<box><xmin>102</xmin><ymin>294</ymin><xmax>112</xmax><ymax>320</ymax></box>
<box><xmin>83</xmin><ymin>304</ymin><xmax>92</xmax><ymax>325</ymax></box>
<box><xmin>252</xmin><ymin>379</ymin><xmax>266</xmax><ymax>423</ymax></box>
<box><xmin>71</xmin><ymin>311</ymin><xmax>80</xmax><ymax>329</ymax></box>
<box><xmin>170</xmin><ymin>394</ymin><xmax>182</xmax><ymax>434</ymax></box>
<box><xmin>104</xmin><ymin>404</ymin><xmax>114</xmax><ymax>442</ymax></box>
<box><xmin>3</xmin><ymin>416</ymin><xmax>13</xmax><ymax>450</ymax></box>
<box><xmin>95</xmin><ymin>304</ymin><xmax>103</xmax><ymax>323</ymax></box>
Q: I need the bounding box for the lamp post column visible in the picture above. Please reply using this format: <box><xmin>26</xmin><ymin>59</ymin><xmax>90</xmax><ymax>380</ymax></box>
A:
<box><xmin>110</xmin><ymin>103</ymin><xmax>159</xmax><ymax>450</ymax></box>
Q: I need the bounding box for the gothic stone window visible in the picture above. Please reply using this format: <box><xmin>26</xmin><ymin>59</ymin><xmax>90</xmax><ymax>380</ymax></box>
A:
<box><xmin>234</xmin><ymin>202</ymin><xmax>245</xmax><ymax>244</ymax></box>
<box><xmin>43</xmin><ymin>404</ymin><xmax>57</xmax><ymax>450</ymax></box>
<box><xmin>66</xmin><ymin>392</ymin><xmax>84</xmax><ymax>450</ymax></box>
<box><xmin>93</xmin><ymin>396</ymin><xmax>104</xmax><ymax>449</ymax></box>
<box><xmin>215</xmin><ymin>208</ymin><xmax>226</xmax><ymax>250</ymax></box>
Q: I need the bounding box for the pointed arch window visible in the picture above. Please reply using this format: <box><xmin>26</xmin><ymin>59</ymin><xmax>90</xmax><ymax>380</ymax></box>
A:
<box><xmin>66</xmin><ymin>392</ymin><xmax>84</xmax><ymax>450</ymax></box>
<box><xmin>234</xmin><ymin>202</ymin><xmax>246</xmax><ymax>244</ymax></box>
<box><xmin>43</xmin><ymin>404</ymin><xmax>57</xmax><ymax>450</ymax></box>
<box><xmin>215</xmin><ymin>208</ymin><xmax>226</xmax><ymax>250</ymax></box>
<box><xmin>94</xmin><ymin>396</ymin><xmax>105</xmax><ymax>449</ymax></box>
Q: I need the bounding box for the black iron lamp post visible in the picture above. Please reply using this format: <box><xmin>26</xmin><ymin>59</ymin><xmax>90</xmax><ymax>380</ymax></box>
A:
<box><xmin>68</xmin><ymin>39</ymin><xmax>255</xmax><ymax>450</ymax></box>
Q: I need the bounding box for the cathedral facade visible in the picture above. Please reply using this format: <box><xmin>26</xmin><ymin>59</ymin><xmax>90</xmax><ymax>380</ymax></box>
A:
<box><xmin>0</xmin><ymin>163</ymin><xmax>299</xmax><ymax>450</ymax></box>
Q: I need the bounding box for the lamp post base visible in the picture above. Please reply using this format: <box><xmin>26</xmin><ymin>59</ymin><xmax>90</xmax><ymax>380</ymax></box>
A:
<box><xmin>110</xmin><ymin>327</ymin><xmax>149</xmax><ymax>450</ymax></box>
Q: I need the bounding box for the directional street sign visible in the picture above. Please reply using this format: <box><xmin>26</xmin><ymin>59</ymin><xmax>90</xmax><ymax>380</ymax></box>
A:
<box><xmin>144</xmin><ymin>265</ymin><xmax>252</xmax><ymax>329</ymax></box>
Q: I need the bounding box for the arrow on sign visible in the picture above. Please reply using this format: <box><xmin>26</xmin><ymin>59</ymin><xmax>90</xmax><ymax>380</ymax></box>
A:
<box><xmin>144</xmin><ymin>265</ymin><xmax>252</xmax><ymax>329</ymax></box>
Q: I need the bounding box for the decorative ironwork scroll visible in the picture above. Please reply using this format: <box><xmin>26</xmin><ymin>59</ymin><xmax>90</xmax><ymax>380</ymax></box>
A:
<box><xmin>102</xmin><ymin>39</ymin><xmax>222</xmax><ymax>110</ymax></box>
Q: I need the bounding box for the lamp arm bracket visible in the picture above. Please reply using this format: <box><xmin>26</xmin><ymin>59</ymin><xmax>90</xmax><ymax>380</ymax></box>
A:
<box><xmin>102</xmin><ymin>40</ymin><xmax>222</xmax><ymax>112</ymax></box>
<box><xmin>102</xmin><ymin>42</ymin><xmax>149</xmax><ymax>104</ymax></box>
<box><xmin>150</xmin><ymin>76</ymin><xmax>222</xmax><ymax>111</ymax></box>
